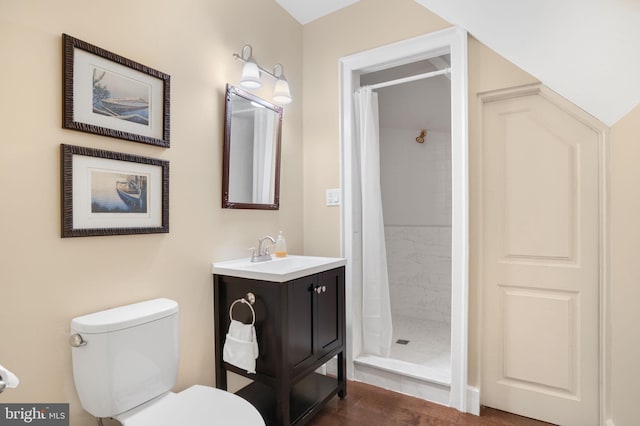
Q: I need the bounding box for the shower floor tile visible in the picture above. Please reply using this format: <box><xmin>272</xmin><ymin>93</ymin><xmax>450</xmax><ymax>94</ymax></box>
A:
<box><xmin>390</xmin><ymin>314</ymin><xmax>451</xmax><ymax>376</ymax></box>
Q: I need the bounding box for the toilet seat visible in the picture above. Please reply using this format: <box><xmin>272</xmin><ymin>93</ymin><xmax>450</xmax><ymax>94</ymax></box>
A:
<box><xmin>114</xmin><ymin>385</ymin><xmax>265</xmax><ymax>426</ymax></box>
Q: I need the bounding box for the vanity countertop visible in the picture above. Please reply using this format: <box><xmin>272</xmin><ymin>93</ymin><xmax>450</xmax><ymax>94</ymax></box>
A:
<box><xmin>211</xmin><ymin>255</ymin><xmax>346</xmax><ymax>283</ymax></box>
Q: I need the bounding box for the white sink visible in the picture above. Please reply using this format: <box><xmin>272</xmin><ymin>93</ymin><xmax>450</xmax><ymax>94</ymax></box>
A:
<box><xmin>212</xmin><ymin>255</ymin><xmax>346</xmax><ymax>283</ymax></box>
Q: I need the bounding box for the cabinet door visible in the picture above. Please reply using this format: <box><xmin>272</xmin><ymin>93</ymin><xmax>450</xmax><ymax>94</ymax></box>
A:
<box><xmin>288</xmin><ymin>275</ymin><xmax>315</xmax><ymax>370</ymax></box>
<box><xmin>315</xmin><ymin>268</ymin><xmax>343</xmax><ymax>357</ymax></box>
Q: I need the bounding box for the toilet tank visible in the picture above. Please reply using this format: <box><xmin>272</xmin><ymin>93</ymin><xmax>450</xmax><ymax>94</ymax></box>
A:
<box><xmin>70</xmin><ymin>298</ymin><xmax>179</xmax><ymax>418</ymax></box>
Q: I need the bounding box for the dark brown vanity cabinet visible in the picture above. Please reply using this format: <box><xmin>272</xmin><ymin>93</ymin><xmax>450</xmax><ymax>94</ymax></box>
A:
<box><xmin>213</xmin><ymin>266</ymin><xmax>346</xmax><ymax>426</ymax></box>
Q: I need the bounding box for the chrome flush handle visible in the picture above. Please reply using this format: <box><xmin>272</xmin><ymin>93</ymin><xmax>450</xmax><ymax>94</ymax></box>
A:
<box><xmin>69</xmin><ymin>333</ymin><xmax>87</xmax><ymax>347</ymax></box>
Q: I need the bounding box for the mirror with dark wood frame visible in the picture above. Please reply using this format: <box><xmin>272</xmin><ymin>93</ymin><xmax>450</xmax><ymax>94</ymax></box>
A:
<box><xmin>222</xmin><ymin>84</ymin><xmax>282</xmax><ymax>210</ymax></box>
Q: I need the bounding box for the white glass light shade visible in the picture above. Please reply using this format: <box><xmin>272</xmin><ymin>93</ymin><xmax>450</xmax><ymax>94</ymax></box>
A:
<box><xmin>272</xmin><ymin>78</ymin><xmax>292</xmax><ymax>104</ymax></box>
<box><xmin>240</xmin><ymin>61</ymin><xmax>261</xmax><ymax>89</ymax></box>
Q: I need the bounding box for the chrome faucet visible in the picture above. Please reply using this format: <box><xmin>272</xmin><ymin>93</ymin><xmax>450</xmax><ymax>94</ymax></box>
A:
<box><xmin>251</xmin><ymin>235</ymin><xmax>275</xmax><ymax>262</ymax></box>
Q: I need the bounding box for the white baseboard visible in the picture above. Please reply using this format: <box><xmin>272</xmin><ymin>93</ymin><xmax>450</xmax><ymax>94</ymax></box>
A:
<box><xmin>466</xmin><ymin>386</ymin><xmax>480</xmax><ymax>415</ymax></box>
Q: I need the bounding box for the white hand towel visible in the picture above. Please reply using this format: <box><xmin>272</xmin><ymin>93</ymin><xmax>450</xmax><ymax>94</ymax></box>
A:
<box><xmin>223</xmin><ymin>320</ymin><xmax>259</xmax><ymax>374</ymax></box>
<box><xmin>0</xmin><ymin>363</ymin><xmax>19</xmax><ymax>389</ymax></box>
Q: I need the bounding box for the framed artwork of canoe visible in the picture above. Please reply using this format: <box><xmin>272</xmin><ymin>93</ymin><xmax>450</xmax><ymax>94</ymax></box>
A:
<box><xmin>61</xmin><ymin>144</ymin><xmax>169</xmax><ymax>237</ymax></box>
<box><xmin>62</xmin><ymin>34</ymin><xmax>170</xmax><ymax>147</ymax></box>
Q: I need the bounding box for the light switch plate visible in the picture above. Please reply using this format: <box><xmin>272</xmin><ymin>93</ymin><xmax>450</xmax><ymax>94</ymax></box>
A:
<box><xmin>326</xmin><ymin>188</ymin><xmax>341</xmax><ymax>206</ymax></box>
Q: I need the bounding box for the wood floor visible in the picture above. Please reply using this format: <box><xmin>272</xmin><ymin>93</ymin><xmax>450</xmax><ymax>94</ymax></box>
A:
<box><xmin>309</xmin><ymin>380</ymin><xmax>555</xmax><ymax>426</ymax></box>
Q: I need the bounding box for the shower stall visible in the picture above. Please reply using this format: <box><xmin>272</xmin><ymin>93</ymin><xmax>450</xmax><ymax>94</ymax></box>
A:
<box><xmin>351</xmin><ymin>56</ymin><xmax>454</xmax><ymax>402</ymax></box>
<box><xmin>339</xmin><ymin>27</ymin><xmax>470</xmax><ymax>412</ymax></box>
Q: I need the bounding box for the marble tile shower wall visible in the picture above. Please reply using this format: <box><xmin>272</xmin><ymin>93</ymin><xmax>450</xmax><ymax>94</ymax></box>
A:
<box><xmin>385</xmin><ymin>225</ymin><xmax>451</xmax><ymax>324</ymax></box>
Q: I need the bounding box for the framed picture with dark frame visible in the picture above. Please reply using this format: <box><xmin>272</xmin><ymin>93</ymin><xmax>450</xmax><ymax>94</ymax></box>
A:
<box><xmin>61</xmin><ymin>144</ymin><xmax>169</xmax><ymax>237</ymax></box>
<box><xmin>62</xmin><ymin>34</ymin><xmax>170</xmax><ymax>147</ymax></box>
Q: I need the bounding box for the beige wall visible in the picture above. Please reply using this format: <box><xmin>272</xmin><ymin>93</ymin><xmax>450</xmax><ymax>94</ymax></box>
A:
<box><xmin>609</xmin><ymin>104</ymin><xmax>640</xmax><ymax>426</ymax></box>
<box><xmin>0</xmin><ymin>1</ymin><xmax>301</xmax><ymax>424</ymax></box>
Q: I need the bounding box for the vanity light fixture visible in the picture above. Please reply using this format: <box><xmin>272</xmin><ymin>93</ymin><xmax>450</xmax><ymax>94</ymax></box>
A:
<box><xmin>237</xmin><ymin>45</ymin><xmax>261</xmax><ymax>89</ymax></box>
<box><xmin>233</xmin><ymin>44</ymin><xmax>292</xmax><ymax>105</ymax></box>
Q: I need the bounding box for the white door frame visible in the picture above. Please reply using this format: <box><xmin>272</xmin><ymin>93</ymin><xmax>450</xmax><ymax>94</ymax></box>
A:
<box><xmin>338</xmin><ymin>26</ymin><xmax>472</xmax><ymax>413</ymax></box>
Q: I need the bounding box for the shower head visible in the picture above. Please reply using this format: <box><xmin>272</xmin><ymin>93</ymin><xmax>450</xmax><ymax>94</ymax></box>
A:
<box><xmin>416</xmin><ymin>129</ymin><xmax>427</xmax><ymax>144</ymax></box>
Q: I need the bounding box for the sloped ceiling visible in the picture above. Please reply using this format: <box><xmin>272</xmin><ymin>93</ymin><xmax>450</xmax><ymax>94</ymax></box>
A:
<box><xmin>274</xmin><ymin>0</ymin><xmax>359</xmax><ymax>25</ymax></box>
<box><xmin>275</xmin><ymin>0</ymin><xmax>640</xmax><ymax>126</ymax></box>
<box><xmin>414</xmin><ymin>0</ymin><xmax>640</xmax><ymax>126</ymax></box>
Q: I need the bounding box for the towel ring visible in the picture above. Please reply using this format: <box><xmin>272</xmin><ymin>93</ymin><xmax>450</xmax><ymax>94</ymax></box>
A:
<box><xmin>229</xmin><ymin>293</ymin><xmax>256</xmax><ymax>326</ymax></box>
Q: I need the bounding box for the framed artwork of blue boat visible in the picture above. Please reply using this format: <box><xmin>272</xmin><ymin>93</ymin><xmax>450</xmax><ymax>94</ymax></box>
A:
<box><xmin>61</xmin><ymin>144</ymin><xmax>169</xmax><ymax>237</ymax></box>
<box><xmin>62</xmin><ymin>34</ymin><xmax>170</xmax><ymax>147</ymax></box>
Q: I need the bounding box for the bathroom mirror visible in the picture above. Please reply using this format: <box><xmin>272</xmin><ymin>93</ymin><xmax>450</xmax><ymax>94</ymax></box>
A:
<box><xmin>223</xmin><ymin>84</ymin><xmax>282</xmax><ymax>209</ymax></box>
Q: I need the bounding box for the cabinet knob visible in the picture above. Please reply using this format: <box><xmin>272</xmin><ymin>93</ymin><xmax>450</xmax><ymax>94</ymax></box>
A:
<box><xmin>314</xmin><ymin>285</ymin><xmax>327</xmax><ymax>294</ymax></box>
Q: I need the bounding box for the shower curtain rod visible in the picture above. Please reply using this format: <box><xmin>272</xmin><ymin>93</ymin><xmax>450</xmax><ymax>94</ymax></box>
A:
<box><xmin>366</xmin><ymin>67</ymin><xmax>451</xmax><ymax>90</ymax></box>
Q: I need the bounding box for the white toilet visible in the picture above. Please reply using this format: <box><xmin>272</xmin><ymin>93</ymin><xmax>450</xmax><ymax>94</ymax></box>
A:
<box><xmin>70</xmin><ymin>298</ymin><xmax>264</xmax><ymax>425</ymax></box>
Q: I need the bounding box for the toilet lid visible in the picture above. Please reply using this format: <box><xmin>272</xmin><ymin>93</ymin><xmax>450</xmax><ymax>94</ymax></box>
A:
<box><xmin>117</xmin><ymin>385</ymin><xmax>265</xmax><ymax>426</ymax></box>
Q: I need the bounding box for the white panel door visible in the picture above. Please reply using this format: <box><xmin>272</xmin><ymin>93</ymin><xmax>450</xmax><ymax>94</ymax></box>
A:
<box><xmin>480</xmin><ymin>87</ymin><xmax>602</xmax><ymax>426</ymax></box>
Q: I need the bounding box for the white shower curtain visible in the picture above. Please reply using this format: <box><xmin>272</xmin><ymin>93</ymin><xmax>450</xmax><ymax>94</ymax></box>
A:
<box><xmin>354</xmin><ymin>86</ymin><xmax>393</xmax><ymax>357</ymax></box>
<box><xmin>252</xmin><ymin>109</ymin><xmax>275</xmax><ymax>204</ymax></box>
